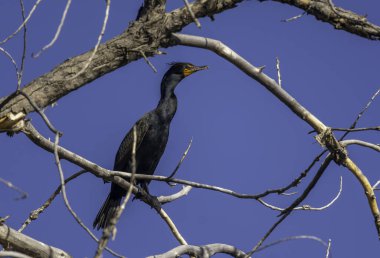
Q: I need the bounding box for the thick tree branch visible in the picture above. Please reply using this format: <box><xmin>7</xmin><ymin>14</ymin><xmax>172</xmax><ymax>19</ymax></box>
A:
<box><xmin>0</xmin><ymin>0</ymin><xmax>244</xmax><ymax>125</ymax></box>
<box><xmin>0</xmin><ymin>223</ymin><xmax>71</xmax><ymax>258</ymax></box>
<box><xmin>2</xmin><ymin>0</ymin><xmax>379</xmax><ymax>130</ymax></box>
<box><xmin>269</xmin><ymin>0</ymin><xmax>380</xmax><ymax>40</ymax></box>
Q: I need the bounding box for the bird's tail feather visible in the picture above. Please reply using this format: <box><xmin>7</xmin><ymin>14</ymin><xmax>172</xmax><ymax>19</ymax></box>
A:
<box><xmin>93</xmin><ymin>193</ymin><xmax>122</xmax><ymax>230</ymax></box>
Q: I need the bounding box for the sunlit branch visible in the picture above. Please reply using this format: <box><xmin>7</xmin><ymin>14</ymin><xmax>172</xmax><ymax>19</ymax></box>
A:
<box><xmin>68</xmin><ymin>0</ymin><xmax>111</xmax><ymax>79</ymax></box>
<box><xmin>0</xmin><ymin>0</ymin><xmax>43</xmax><ymax>45</ymax></box>
<box><xmin>0</xmin><ymin>223</ymin><xmax>70</xmax><ymax>258</ymax></box>
<box><xmin>33</xmin><ymin>0</ymin><xmax>72</xmax><ymax>58</ymax></box>
<box><xmin>95</xmin><ymin>126</ymin><xmax>137</xmax><ymax>258</ymax></box>
<box><xmin>149</xmin><ymin>243</ymin><xmax>247</xmax><ymax>258</ymax></box>
<box><xmin>158</xmin><ymin>185</ymin><xmax>192</xmax><ymax>204</ymax></box>
<box><xmin>53</xmin><ymin>133</ymin><xmax>123</xmax><ymax>258</ymax></box>
<box><xmin>341</xmin><ymin>140</ymin><xmax>380</xmax><ymax>152</ymax></box>
<box><xmin>259</xmin><ymin>176</ymin><xmax>342</xmax><ymax>212</ymax></box>
<box><xmin>172</xmin><ymin>32</ymin><xmax>380</xmax><ymax>238</ymax></box>
<box><xmin>245</xmin><ymin>155</ymin><xmax>333</xmax><ymax>257</ymax></box>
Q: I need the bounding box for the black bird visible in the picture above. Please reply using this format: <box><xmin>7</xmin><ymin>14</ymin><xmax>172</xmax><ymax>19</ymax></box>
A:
<box><xmin>93</xmin><ymin>62</ymin><xmax>208</xmax><ymax>230</ymax></box>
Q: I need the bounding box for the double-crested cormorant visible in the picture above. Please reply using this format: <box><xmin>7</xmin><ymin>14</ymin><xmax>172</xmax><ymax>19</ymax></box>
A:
<box><xmin>93</xmin><ymin>62</ymin><xmax>207</xmax><ymax>230</ymax></box>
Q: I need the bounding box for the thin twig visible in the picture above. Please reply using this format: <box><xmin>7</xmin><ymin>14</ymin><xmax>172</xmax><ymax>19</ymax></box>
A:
<box><xmin>0</xmin><ymin>0</ymin><xmax>43</xmax><ymax>45</ymax></box>
<box><xmin>276</xmin><ymin>57</ymin><xmax>281</xmax><ymax>87</ymax></box>
<box><xmin>331</xmin><ymin>126</ymin><xmax>380</xmax><ymax>132</ymax></box>
<box><xmin>18</xmin><ymin>0</ymin><xmax>27</xmax><ymax>91</ymax></box>
<box><xmin>53</xmin><ymin>133</ymin><xmax>123</xmax><ymax>258</ymax></box>
<box><xmin>340</xmin><ymin>87</ymin><xmax>380</xmax><ymax>140</ymax></box>
<box><xmin>373</xmin><ymin>181</ymin><xmax>380</xmax><ymax>191</ymax></box>
<box><xmin>326</xmin><ymin>239</ymin><xmax>332</xmax><ymax>258</ymax></box>
<box><xmin>259</xmin><ymin>176</ymin><xmax>342</xmax><ymax>211</ymax></box>
<box><xmin>139</xmin><ymin>50</ymin><xmax>158</xmax><ymax>73</ymax></box>
<box><xmin>0</xmin><ymin>177</ymin><xmax>28</xmax><ymax>200</ymax></box>
<box><xmin>95</xmin><ymin>126</ymin><xmax>137</xmax><ymax>258</ymax></box>
<box><xmin>183</xmin><ymin>0</ymin><xmax>201</xmax><ymax>28</ymax></box>
<box><xmin>32</xmin><ymin>0</ymin><xmax>72</xmax><ymax>58</ymax></box>
<box><xmin>18</xmin><ymin>170</ymin><xmax>87</xmax><ymax>233</ymax></box>
<box><xmin>245</xmin><ymin>155</ymin><xmax>333</xmax><ymax>257</ymax></box>
<box><xmin>67</xmin><ymin>0</ymin><xmax>111</xmax><ymax>80</ymax></box>
<box><xmin>18</xmin><ymin>90</ymin><xmax>61</xmax><ymax>135</ymax></box>
<box><xmin>255</xmin><ymin>235</ymin><xmax>328</xmax><ymax>253</ymax></box>
<box><xmin>0</xmin><ymin>47</ymin><xmax>19</xmax><ymax>86</ymax></box>
<box><xmin>167</xmin><ymin>137</ymin><xmax>193</xmax><ymax>186</ymax></box>
<box><xmin>23</xmin><ymin>122</ymin><xmax>327</xmax><ymax>202</ymax></box>
<box><xmin>281</xmin><ymin>12</ymin><xmax>306</xmax><ymax>22</ymax></box>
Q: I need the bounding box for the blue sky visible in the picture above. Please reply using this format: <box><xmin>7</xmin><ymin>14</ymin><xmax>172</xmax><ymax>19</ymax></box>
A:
<box><xmin>1</xmin><ymin>1</ymin><xmax>380</xmax><ymax>257</ymax></box>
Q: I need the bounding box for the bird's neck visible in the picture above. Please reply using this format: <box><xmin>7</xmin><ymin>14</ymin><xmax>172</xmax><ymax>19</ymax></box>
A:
<box><xmin>156</xmin><ymin>74</ymin><xmax>181</xmax><ymax>122</ymax></box>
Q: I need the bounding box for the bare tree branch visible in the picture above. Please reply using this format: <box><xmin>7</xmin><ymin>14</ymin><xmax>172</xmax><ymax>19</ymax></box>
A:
<box><xmin>0</xmin><ymin>223</ymin><xmax>71</xmax><ymax>258</ymax></box>
<box><xmin>0</xmin><ymin>251</ymin><xmax>32</xmax><ymax>258</ymax></box>
<box><xmin>158</xmin><ymin>185</ymin><xmax>192</xmax><ymax>204</ymax></box>
<box><xmin>18</xmin><ymin>170</ymin><xmax>87</xmax><ymax>233</ymax></box>
<box><xmin>246</xmin><ymin>155</ymin><xmax>333</xmax><ymax>257</ymax></box>
<box><xmin>95</xmin><ymin>125</ymin><xmax>137</xmax><ymax>258</ymax></box>
<box><xmin>259</xmin><ymin>176</ymin><xmax>342</xmax><ymax>212</ymax></box>
<box><xmin>267</xmin><ymin>0</ymin><xmax>380</xmax><ymax>40</ymax></box>
<box><xmin>32</xmin><ymin>0</ymin><xmax>72</xmax><ymax>58</ymax></box>
<box><xmin>149</xmin><ymin>243</ymin><xmax>247</xmax><ymax>258</ymax></box>
<box><xmin>341</xmin><ymin>140</ymin><xmax>380</xmax><ymax>153</ymax></box>
<box><xmin>171</xmin><ymin>32</ymin><xmax>380</xmax><ymax>237</ymax></box>
<box><xmin>0</xmin><ymin>0</ymin><xmax>43</xmax><ymax>45</ymax></box>
<box><xmin>255</xmin><ymin>235</ymin><xmax>329</xmax><ymax>254</ymax></box>
<box><xmin>0</xmin><ymin>177</ymin><xmax>28</xmax><ymax>200</ymax></box>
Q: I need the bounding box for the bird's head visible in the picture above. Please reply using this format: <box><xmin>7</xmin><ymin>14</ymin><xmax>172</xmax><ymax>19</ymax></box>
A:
<box><xmin>160</xmin><ymin>62</ymin><xmax>208</xmax><ymax>97</ymax></box>
<box><xmin>167</xmin><ymin>62</ymin><xmax>208</xmax><ymax>79</ymax></box>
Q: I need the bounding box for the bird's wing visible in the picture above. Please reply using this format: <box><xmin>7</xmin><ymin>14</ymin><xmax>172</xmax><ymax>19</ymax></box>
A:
<box><xmin>113</xmin><ymin>113</ymin><xmax>151</xmax><ymax>171</ymax></box>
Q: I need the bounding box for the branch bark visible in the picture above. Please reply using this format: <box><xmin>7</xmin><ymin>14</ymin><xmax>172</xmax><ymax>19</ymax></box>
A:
<box><xmin>269</xmin><ymin>0</ymin><xmax>380</xmax><ymax>40</ymax></box>
<box><xmin>0</xmin><ymin>223</ymin><xmax>71</xmax><ymax>258</ymax></box>
<box><xmin>2</xmin><ymin>0</ymin><xmax>379</xmax><ymax>129</ymax></box>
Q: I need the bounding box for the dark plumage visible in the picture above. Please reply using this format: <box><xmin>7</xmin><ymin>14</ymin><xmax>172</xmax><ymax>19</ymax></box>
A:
<box><xmin>93</xmin><ymin>62</ymin><xmax>207</xmax><ymax>230</ymax></box>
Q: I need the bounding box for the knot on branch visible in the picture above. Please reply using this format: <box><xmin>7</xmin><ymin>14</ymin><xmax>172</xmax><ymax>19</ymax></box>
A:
<box><xmin>316</xmin><ymin>127</ymin><xmax>347</xmax><ymax>165</ymax></box>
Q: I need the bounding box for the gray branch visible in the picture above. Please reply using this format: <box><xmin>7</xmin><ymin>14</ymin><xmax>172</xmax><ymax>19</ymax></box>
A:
<box><xmin>148</xmin><ymin>243</ymin><xmax>247</xmax><ymax>258</ymax></box>
<box><xmin>0</xmin><ymin>223</ymin><xmax>71</xmax><ymax>258</ymax></box>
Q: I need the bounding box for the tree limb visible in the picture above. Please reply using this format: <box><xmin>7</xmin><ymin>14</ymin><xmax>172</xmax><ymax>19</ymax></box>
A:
<box><xmin>267</xmin><ymin>0</ymin><xmax>380</xmax><ymax>40</ymax></box>
<box><xmin>0</xmin><ymin>223</ymin><xmax>71</xmax><ymax>258</ymax></box>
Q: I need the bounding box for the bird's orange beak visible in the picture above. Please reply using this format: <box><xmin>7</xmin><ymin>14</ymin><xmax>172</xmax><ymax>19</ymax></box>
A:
<box><xmin>184</xmin><ymin>65</ymin><xmax>208</xmax><ymax>77</ymax></box>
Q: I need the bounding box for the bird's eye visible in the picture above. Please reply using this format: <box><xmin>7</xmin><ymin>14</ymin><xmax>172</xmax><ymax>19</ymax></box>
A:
<box><xmin>183</xmin><ymin>66</ymin><xmax>193</xmax><ymax>77</ymax></box>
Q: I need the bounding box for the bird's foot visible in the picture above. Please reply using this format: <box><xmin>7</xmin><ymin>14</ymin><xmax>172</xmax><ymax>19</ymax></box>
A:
<box><xmin>134</xmin><ymin>187</ymin><xmax>161</xmax><ymax>211</ymax></box>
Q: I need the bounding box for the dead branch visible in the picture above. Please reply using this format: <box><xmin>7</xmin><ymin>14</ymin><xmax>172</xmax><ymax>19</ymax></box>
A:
<box><xmin>32</xmin><ymin>0</ymin><xmax>72</xmax><ymax>58</ymax></box>
<box><xmin>18</xmin><ymin>170</ymin><xmax>87</xmax><ymax>233</ymax></box>
<box><xmin>341</xmin><ymin>140</ymin><xmax>380</xmax><ymax>152</ymax></box>
<box><xmin>259</xmin><ymin>176</ymin><xmax>342</xmax><ymax>212</ymax></box>
<box><xmin>171</xmin><ymin>32</ymin><xmax>380</xmax><ymax>238</ymax></box>
<box><xmin>268</xmin><ymin>0</ymin><xmax>380</xmax><ymax>40</ymax></box>
<box><xmin>0</xmin><ymin>223</ymin><xmax>71</xmax><ymax>258</ymax></box>
<box><xmin>149</xmin><ymin>243</ymin><xmax>247</xmax><ymax>258</ymax></box>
